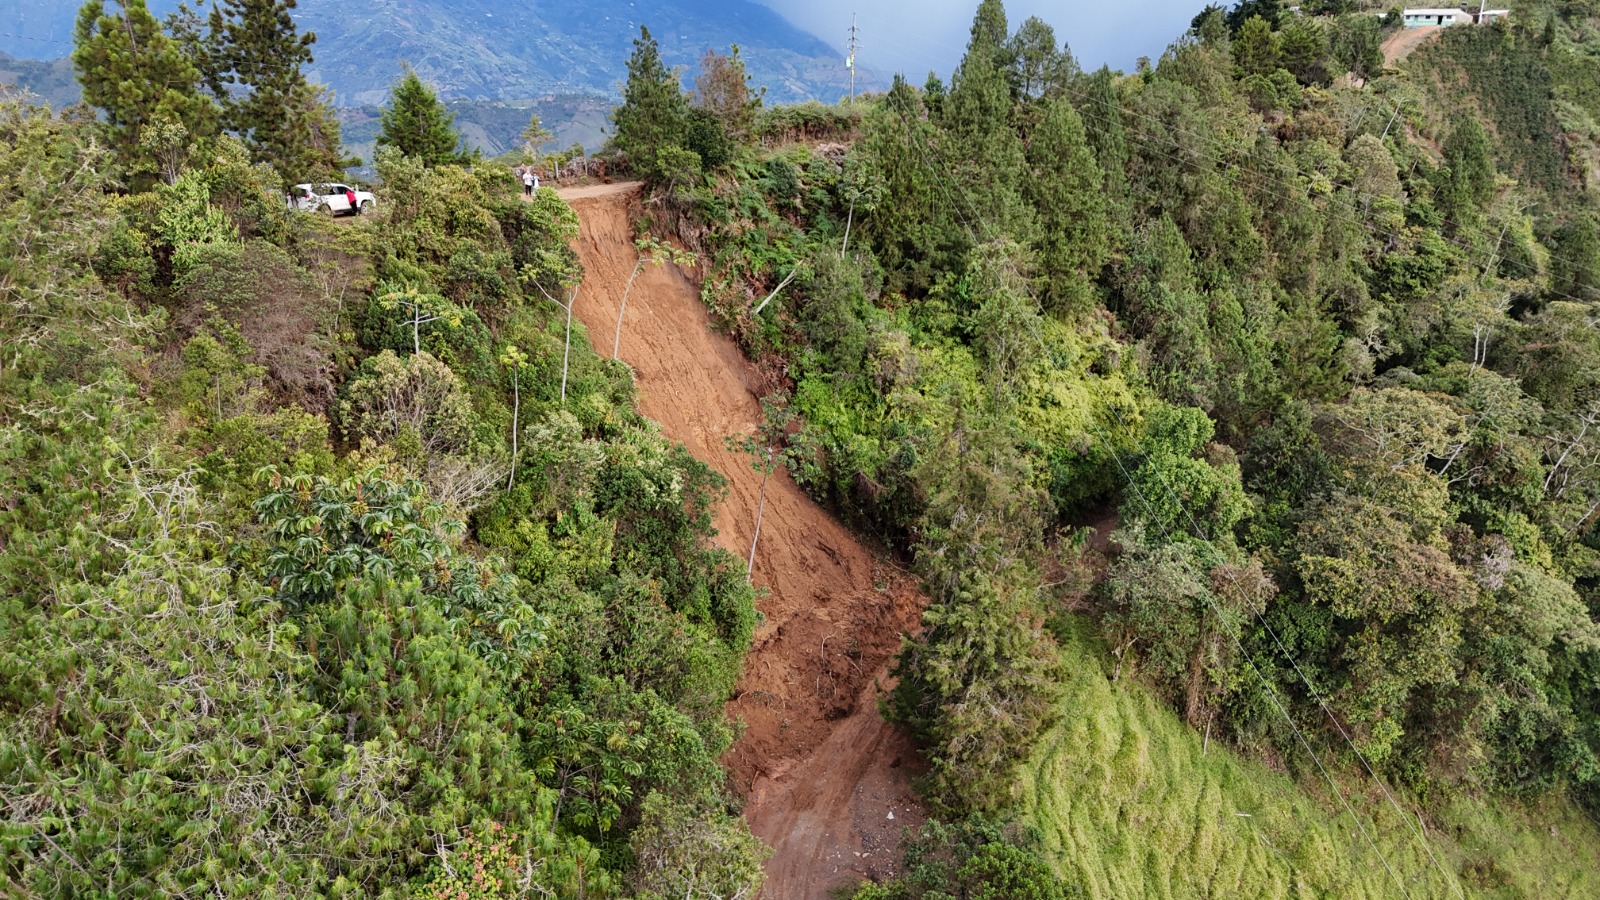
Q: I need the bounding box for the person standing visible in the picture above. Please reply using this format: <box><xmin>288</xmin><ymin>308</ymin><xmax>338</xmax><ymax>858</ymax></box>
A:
<box><xmin>523</xmin><ymin>167</ymin><xmax>535</xmax><ymax>197</ymax></box>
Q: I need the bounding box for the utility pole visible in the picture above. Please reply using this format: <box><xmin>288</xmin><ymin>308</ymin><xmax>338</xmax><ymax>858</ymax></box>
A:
<box><xmin>846</xmin><ymin>14</ymin><xmax>860</xmax><ymax>102</ymax></box>
<box><xmin>1380</xmin><ymin>102</ymin><xmax>1401</xmax><ymax>140</ymax></box>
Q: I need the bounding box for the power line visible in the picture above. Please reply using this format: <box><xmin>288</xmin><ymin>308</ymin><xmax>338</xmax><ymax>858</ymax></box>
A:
<box><xmin>1092</xmin><ymin>412</ymin><xmax>1420</xmax><ymax>898</ymax></box>
<box><xmin>0</xmin><ymin>32</ymin><xmax>75</xmax><ymax>48</ymax></box>
<box><xmin>1104</xmin><ymin>392</ymin><xmax>1470</xmax><ymax>897</ymax></box>
<box><xmin>881</xmin><ymin>94</ymin><xmax>1431</xmax><ymax>900</ymax></box>
<box><xmin>856</xmin><ymin>28</ymin><xmax>1600</xmax><ymax>305</ymax></box>
<box><xmin>863</xmin><ymin>43</ymin><xmax>1525</xmax><ymax>890</ymax></box>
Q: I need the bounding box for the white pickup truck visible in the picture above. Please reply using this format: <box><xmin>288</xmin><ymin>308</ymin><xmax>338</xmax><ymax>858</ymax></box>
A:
<box><xmin>289</xmin><ymin>182</ymin><xmax>376</xmax><ymax>216</ymax></box>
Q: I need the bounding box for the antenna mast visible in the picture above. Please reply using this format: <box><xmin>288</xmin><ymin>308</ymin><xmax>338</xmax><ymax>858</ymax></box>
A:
<box><xmin>846</xmin><ymin>13</ymin><xmax>860</xmax><ymax>102</ymax></box>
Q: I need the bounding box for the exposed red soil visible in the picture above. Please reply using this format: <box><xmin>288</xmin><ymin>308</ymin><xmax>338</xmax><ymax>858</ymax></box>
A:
<box><xmin>1382</xmin><ymin>25</ymin><xmax>1441</xmax><ymax>67</ymax></box>
<box><xmin>558</xmin><ymin>182</ymin><xmax>929</xmax><ymax>898</ymax></box>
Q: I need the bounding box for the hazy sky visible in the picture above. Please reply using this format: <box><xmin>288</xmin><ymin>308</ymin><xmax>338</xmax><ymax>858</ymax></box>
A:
<box><xmin>759</xmin><ymin>0</ymin><xmax>1201</xmax><ymax>80</ymax></box>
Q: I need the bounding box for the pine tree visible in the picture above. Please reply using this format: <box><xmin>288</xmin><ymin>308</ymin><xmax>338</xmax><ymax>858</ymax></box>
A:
<box><xmin>1552</xmin><ymin>216</ymin><xmax>1600</xmax><ymax>302</ymax></box>
<box><xmin>1232</xmin><ymin>15</ymin><xmax>1283</xmax><ymax>77</ymax></box>
<box><xmin>612</xmin><ymin>26</ymin><xmax>693</xmax><ymax>183</ymax></box>
<box><xmin>964</xmin><ymin>0</ymin><xmax>1012</xmax><ymax>70</ymax></box>
<box><xmin>1026</xmin><ymin>95</ymin><xmax>1109</xmax><ymax>314</ymax></box>
<box><xmin>1278</xmin><ymin>17</ymin><xmax>1330</xmax><ymax>86</ymax></box>
<box><xmin>862</xmin><ymin>75</ymin><xmax>971</xmax><ymax>292</ymax></box>
<box><xmin>282</xmin><ymin>80</ymin><xmax>353</xmax><ymax>172</ymax></box>
<box><xmin>1007</xmin><ymin>16</ymin><xmax>1073</xmax><ymax>100</ymax></box>
<box><xmin>942</xmin><ymin>0</ymin><xmax>1035</xmax><ymax>241</ymax></box>
<box><xmin>376</xmin><ymin>68</ymin><xmax>472</xmax><ymax>167</ymax></box>
<box><xmin>206</xmin><ymin>0</ymin><xmax>343</xmax><ymax>178</ymax></box>
<box><xmin>165</xmin><ymin>2</ymin><xmax>224</xmax><ymax>96</ymax></box>
<box><xmin>1226</xmin><ymin>0</ymin><xmax>1283</xmax><ymax>32</ymax></box>
<box><xmin>1437</xmin><ymin>115</ymin><xmax>1497</xmax><ymax>229</ymax></box>
<box><xmin>1192</xmin><ymin>5</ymin><xmax>1230</xmax><ymax>46</ymax></box>
<box><xmin>73</xmin><ymin>0</ymin><xmax>217</xmax><ymax>184</ymax></box>
<box><xmin>694</xmin><ymin>45</ymin><xmax>763</xmax><ymax>140</ymax></box>
<box><xmin>1079</xmin><ymin>66</ymin><xmax>1133</xmax><ymax>250</ymax></box>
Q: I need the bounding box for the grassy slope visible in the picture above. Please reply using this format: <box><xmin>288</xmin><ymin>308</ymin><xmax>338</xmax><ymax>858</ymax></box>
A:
<box><xmin>1017</xmin><ymin>621</ymin><xmax>1600</xmax><ymax>899</ymax></box>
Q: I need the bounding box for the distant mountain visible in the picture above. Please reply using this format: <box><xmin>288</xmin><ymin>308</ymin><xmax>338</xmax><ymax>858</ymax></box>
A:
<box><xmin>0</xmin><ymin>0</ymin><xmax>880</xmax><ymax>108</ymax></box>
<box><xmin>338</xmin><ymin>94</ymin><xmax>616</xmax><ymax>169</ymax></box>
<box><xmin>0</xmin><ymin>50</ymin><xmax>78</xmax><ymax>108</ymax></box>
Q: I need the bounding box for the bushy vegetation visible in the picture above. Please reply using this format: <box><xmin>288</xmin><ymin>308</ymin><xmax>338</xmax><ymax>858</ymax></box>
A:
<box><xmin>11</xmin><ymin>0</ymin><xmax>1600</xmax><ymax>895</ymax></box>
<box><xmin>0</xmin><ymin>27</ymin><xmax>762</xmax><ymax>891</ymax></box>
<box><xmin>603</xmin><ymin>0</ymin><xmax>1600</xmax><ymax>893</ymax></box>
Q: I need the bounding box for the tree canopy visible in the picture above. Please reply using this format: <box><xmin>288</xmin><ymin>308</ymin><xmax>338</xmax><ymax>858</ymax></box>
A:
<box><xmin>376</xmin><ymin>68</ymin><xmax>474</xmax><ymax>167</ymax></box>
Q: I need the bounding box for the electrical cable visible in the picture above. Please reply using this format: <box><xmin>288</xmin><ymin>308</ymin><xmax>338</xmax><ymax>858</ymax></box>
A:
<box><xmin>859</xmin><ymin>25</ymin><xmax>1600</xmax><ymax>306</ymax></box>
<box><xmin>867</xmin><ymin>50</ymin><xmax>1547</xmax><ymax>891</ymax></box>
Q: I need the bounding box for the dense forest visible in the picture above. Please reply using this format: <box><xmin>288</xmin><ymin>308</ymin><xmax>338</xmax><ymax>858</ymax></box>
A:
<box><xmin>3</xmin><ymin>0</ymin><xmax>1600</xmax><ymax>897</ymax></box>
<box><xmin>611</xmin><ymin>0</ymin><xmax>1600</xmax><ymax>895</ymax></box>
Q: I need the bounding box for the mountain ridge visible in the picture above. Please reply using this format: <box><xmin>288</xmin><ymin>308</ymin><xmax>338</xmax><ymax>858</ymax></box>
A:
<box><xmin>0</xmin><ymin>0</ymin><xmax>880</xmax><ymax>106</ymax></box>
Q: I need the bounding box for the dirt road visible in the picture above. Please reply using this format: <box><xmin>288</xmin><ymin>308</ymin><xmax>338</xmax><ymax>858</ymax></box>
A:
<box><xmin>1382</xmin><ymin>25</ymin><xmax>1440</xmax><ymax>67</ymax></box>
<box><xmin>557</xmin><ymin>182</ymin><xmax>928</xmax><ymax>898</ymax></box>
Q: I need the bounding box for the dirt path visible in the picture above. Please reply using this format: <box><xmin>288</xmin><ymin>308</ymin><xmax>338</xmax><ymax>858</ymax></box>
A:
<box><xmin>1382</xmin><ymin>25</ymin><xmax>1440</xmax><ymax>67</ymax></box>
<box><xmin>558</xmin><ymin>182</ymin><xmax>929</xmax><ymax>898</ymax></box>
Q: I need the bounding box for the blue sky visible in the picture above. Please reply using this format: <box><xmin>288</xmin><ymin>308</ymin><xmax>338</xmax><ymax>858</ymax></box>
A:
<box><xmin>760</xmin><ymin>0</ymin><xmax>1202</xmax><ymax>79</ymax></box>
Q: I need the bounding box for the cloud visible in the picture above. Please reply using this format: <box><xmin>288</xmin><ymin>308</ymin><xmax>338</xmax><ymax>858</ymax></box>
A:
<box><xmin>756</xmin><ymin>0</ymin><xmax>1199</xmax><ymax>80</ymax></box>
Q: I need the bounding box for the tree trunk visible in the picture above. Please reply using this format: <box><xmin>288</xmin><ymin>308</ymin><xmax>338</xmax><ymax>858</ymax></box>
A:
<box><xmin>1545</xmin><ymin>414</ymin><xmax>1593</xmax><ymax>494</ymax></box>
<box><xmin>411</xmin><ymin>310</ymin><xmax>421</xmax><ymax>355</ymax></box>
<box><xmin>613</xmin><ymin>260</ymin><xmax>644</xmax><ymax>360</ymax></box>
<box><xmin>753</xmin><ymin>269</ymin><xmax>798</xmax><ymax>316</ymax></box>
<box><xmin>561</xmin><ymin>292</ymin><xmax>574</xmax><ymax>401</ymax></box>
<box><xmin>1185</xmin><ymin>639</ymin><xmax>1208</xmax><ymax>728</ymax></box>
<box><xmin>1571</xmin><ymin>493</ymin><xmax>1600</xmax><ymax>538</ymax></box>
<box><xmin>747</xmin><ymin>450</ymin><xmax>772</xmax><ymax>580</ymax></box>
<box><xmin>841</xmin><ymin>197</ymin><xmax>856</xmax><ymax>258</ymax></box>
<box><xmin>506</xmin><ymin>369</ymin><xmax>520</xmax><ymax>491</ymax></box>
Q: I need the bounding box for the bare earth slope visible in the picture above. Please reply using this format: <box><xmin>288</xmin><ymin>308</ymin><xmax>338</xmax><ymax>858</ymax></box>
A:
<box><xmin>557</xmin><ymin>182</ymin><xmax>928</xmax><ymax>898</ymax></box>
<box><xmin>1382</xmin><ymin>25</ymin><xmax>1441</xmax><ymax>67</ymax></box>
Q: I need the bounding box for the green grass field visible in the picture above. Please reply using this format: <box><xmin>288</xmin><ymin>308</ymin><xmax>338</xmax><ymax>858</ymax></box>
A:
<box><xmin>1015</xmin><ymin>620</ymin><xmax>1600</xmax><ymax>899</ymax></box>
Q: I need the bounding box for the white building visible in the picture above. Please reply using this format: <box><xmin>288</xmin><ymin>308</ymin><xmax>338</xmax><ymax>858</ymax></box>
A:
<box><xmin>1400</xmin><ymin>7</ymin><xmax>1511</xmax><ymax>28</ymax></box>
<box><xmin>1403</xmin><ymin>8</ymin><xmax>1473</xmax><ymax>28</ymax></box>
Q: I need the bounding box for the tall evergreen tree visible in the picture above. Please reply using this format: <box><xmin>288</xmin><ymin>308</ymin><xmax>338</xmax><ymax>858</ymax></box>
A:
<box><xmin>165</xmin><ymin>2</ymin><xmax>224</xmax><ymax>96</ymax></box>
<box><xmin>1329</xmin><ymin>13</ymin><xmax>1385</xmax><ymax>82</ymax></box>
<box><xmin>376</xmin><ymin>68</ymin><xmax>472</xmax><ymax>167</ymax></box>
<box><xmin>206</xmin><ymin>0</ymin><xmax>344</xmax><ymax>178</ymax></box>
<box><xmin>73</xmin><ymin>0</ymin><xmax>217</xmax><ymax>184</ymax></box>
<box><xmin>1026</xmin><ymin>95</ymin><xmax>1110</xmax><ymax>314</ymax></box>
<box><xmin>1232</xmin><ymin>15</ymin><xmax>1283</xmax><ymax>77</ymax></box>
<box><xmin>612</xmin><ymin>26</ymin><xmax>694</xmax><ymax>183</ymax></box>
<box><xmin>1278</xmin><ymin>17</ymin><xmax>1331</xmax><ymax>86</ymax></box>
<box><xmin>1437</xmin><ymin>115</ymin><xmax>1497</xmax><ymax>230</ymax></box>
<box><xmin>1007</xmin><ymin>16</ymin><xmax>1074</xmax><ymax>100</ymax></box>
<box><xmin>283</xmin><ymin>80</ymin><xmax>353</xmax><ymax>171</ymax></box>
<box><xmin>1226</xmin><ymin>0</ymin><xmax>1283</xmax><ymax>32</ymax></box>
<box><xmin>1078</xmin><ymin>66</ymin><xmax>1133</xmax><ymax>249</ymax></box>
<box><xmin>1552</xmin><ymin>216</ymin><xmax>1600</xmax><ymax>302</ymax></box>
<box><xmin>942</xmin><ymin>0</ymin><xmax>1035</xmax><ymax>241</ymax></box>
<box><xmin>862</xmin><ymin>75</ymin><xmax>971</xmax><ymax>292</ymax></box>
